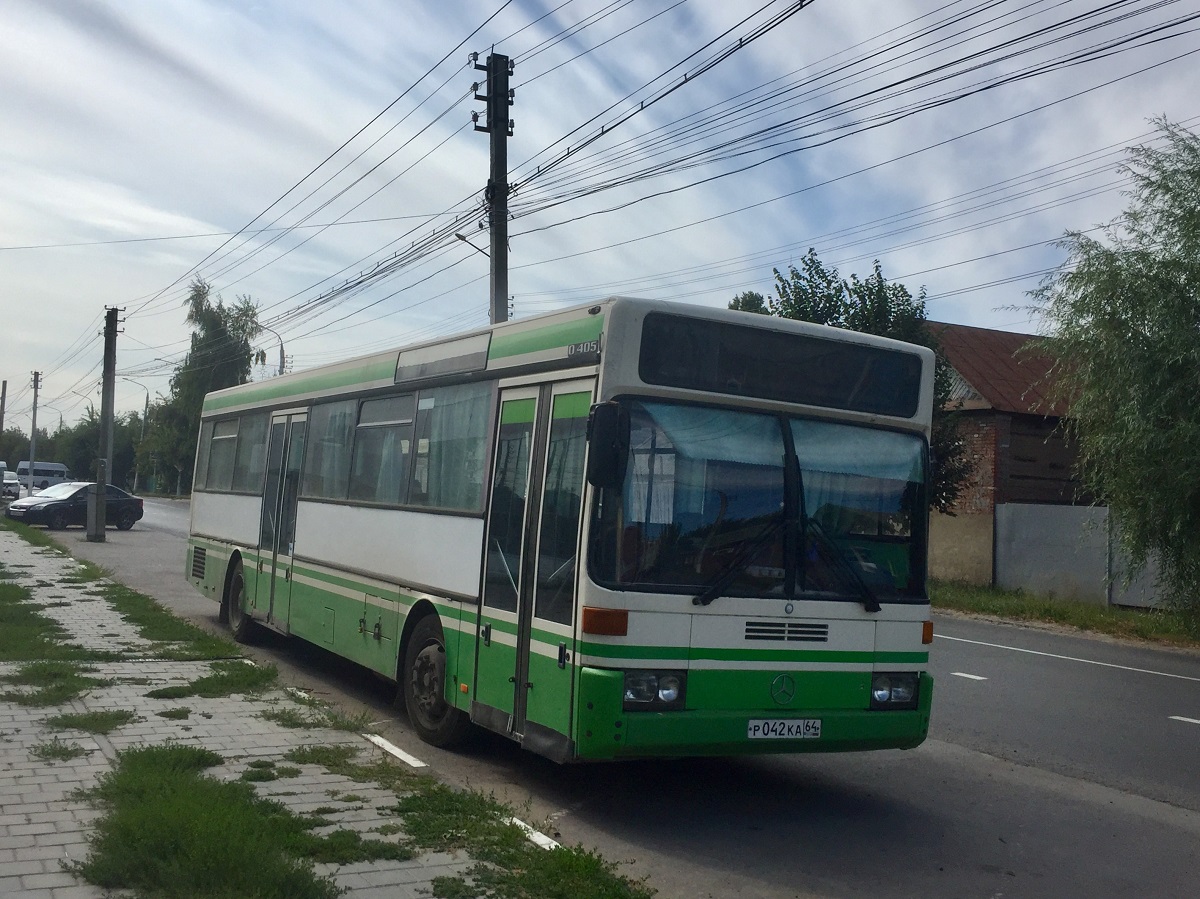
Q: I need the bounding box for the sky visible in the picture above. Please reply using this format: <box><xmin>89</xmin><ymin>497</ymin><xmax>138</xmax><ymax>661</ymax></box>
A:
<box><xmin>1</xmin><ymin>0</ymin><xmax>1198</xmax><ymax>434</ymax></box>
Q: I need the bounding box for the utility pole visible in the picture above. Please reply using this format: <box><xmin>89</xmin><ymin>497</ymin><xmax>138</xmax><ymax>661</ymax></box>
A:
<box><xmin>1</xmin><ymin>379</ymin><xmax>6</xmax><ymax>436</ymax></box>
<box><xmin>473</xmin><ymin>51</ymin><xmax>514</xmax><ymax>325</ymax></box>
<box><xmin>89</xmin><ymin>307</ymin><xmax>118</xmax><ymax>542</ymax></box>
<box><xmin>28</xmin><ymin>372</ymin><xmax>39</xmax><ymax>494</ymax></box>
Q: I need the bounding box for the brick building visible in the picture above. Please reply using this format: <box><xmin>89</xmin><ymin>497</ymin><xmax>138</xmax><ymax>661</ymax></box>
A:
<box><xmin>927</xmin><ymin>321</ymin><xmax>1089</xmax><ymax>585</ymax></box>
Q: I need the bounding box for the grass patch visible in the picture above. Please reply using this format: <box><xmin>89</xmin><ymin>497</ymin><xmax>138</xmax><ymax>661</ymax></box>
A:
<box><xmin>284</xmin><ymin>744</ymin><xmax>654</xmax><ymax>898</ymax></box>
<box><xmin>0</xmin><ymin>660</ymin><xmax>109</xmax><ymax>706</ymax></box>
<box><xmin>145</xmin><ymin>659</ymin><xmax>278</xmax><ymax>699</ymax></box>
<box><xmin>930</xmin><ymin>580</ymin><xmax>1200</xmax><ymax>647</ymax></box>
<box><xmin>261</xmin><ymin>702</ymin><xmax>376</xmax><ymax>733</ymax></box>
<box><xmin>0</xmin><ymin>516</ymin><xmax>67</xmax><ymax>551</ymax></box>
<box><xmin>261</xmin><ymin>706</ymin><xmax>323</xmax><ymax>729</ymax></box>
<box><xmin>46</xmin><ymin>709</ymin><xmax>138</xmax><ymax>735</ymax></box>
<box><xmin>72</xmin><ymin>744</ymin><xmax>414</xmax><ymax>897</ymax></box>
<box><xmin>395</xmin><ymin>785</ymin><xmax>655</xmax><ymax>899</ymax></box>
<box><xmin>0</xmin><ymin>581</ymin><xmax>107</xmax><ymax>662</ymax></box>
<box><xmin>100</xmin><ymin>582</ymin><xmax>240</xmax><ymax>660</ymax></box>
<box><xmin>156</xmin><ymin>707</ymin><xmax>191</xmax><ymax>720</ymax></box>
<box><xmin>32</xmin><ymin>737</ymin><xmax>88</xmax><ymax>762</ymax></box>
<box><xmin>285</xmin><ymin>743</ymin><xmax>423</xmax><ymax>795</ymax></box>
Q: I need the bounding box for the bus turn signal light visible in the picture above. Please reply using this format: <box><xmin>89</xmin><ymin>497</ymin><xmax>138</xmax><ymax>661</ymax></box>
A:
<box><xmin>582</xmin><ymin>606</ymin><xmax>628</xmax><ymax>636</ymax></box>
<box><xmin>922</xmin><ymin>620</ymin><xmax>934</xmax><ymax>644</ymax></box>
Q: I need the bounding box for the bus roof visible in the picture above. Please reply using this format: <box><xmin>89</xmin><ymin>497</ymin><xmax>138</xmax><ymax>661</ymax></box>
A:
<box><xmin>201</xmin><ymin>297</ymin><xmax>933</xmax><ymax>420</ymax></box>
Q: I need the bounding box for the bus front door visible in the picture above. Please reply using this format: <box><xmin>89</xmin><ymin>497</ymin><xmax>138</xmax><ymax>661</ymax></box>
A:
<box><xmin>476</xmin><ymin>382</ymin><xmax>592</xmax><ymax>761</ymax></box>
<box><xmin>259</xmin><ymin>412</ymin><xmax>306</xmax><ymax>633</ymax></box>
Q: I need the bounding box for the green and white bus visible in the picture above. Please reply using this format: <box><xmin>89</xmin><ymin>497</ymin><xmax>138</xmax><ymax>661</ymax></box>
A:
<box><xmin>187</xmin><ymin>297</ymin><xmax>935</xmax><ymax>762</ymax></box>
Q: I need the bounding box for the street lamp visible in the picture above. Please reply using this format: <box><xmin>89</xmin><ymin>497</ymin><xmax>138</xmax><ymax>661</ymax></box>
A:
<box><xmin>455</xmin><ymin>232</ymin><xmax>490</xmax><ymax>258</ymax></box>
<box><xmin>122</xmin><ymin>378</ymin><xmax>150</xmax><ymax>492</ymax></box>
<box><xmin>261</xmin><ymin>325</ymin><xmax>285</xmax><ymax>376</ymax></box>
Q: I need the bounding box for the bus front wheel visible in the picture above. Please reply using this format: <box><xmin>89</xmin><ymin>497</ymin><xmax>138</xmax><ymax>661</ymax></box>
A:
<box><xmin>402</xmin><ymin>615</ymin><xmax>470</xmax><ymax>748</ymax></box>
<box><xmin>224</xmin><ymin>561</ymin><xmax>257</xmax><ymax>644</ymax></box>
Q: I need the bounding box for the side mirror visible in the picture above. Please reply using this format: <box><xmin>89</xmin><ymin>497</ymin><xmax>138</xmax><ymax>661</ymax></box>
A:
<box><xmin>586</xmin><ymin>402</ymin><xmax>630</xmax><ymax>489</ymax></box>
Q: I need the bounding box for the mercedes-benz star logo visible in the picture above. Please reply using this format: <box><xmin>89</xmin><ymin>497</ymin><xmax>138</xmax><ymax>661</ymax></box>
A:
<box><xmin>770</xmin><ymin>673</ymin><xmax>796</xmax><ymax>706</ymax></box>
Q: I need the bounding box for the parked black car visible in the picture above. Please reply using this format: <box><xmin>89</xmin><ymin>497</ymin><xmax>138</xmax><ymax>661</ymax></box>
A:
<box><xmin>4</xmin><ymin>482</ymin><xmax>144</xmax><ymax>530</ymax></box>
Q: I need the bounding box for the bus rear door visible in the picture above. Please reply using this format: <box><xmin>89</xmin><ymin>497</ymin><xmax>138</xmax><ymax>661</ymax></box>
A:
<box><xmin>259</xmin><ymin>412</ymin><xmax>307</xmax><ymax>632</ymax></box>
<box><xmin>476</xmin><ymin>380</ymin><xmax>592</xmax><ymax>761</ymax></box>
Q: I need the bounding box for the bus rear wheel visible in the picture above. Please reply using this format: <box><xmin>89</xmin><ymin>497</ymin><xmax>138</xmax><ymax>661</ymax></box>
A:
<box><xmin>402</xmin><ymin>614</ymin><xmax>470</xmax><ymax>748</ymax></box>
<box><xmin>224</xmin><ymin>561</ymin><xmax>257</xmax><ymax>644</ymax></box>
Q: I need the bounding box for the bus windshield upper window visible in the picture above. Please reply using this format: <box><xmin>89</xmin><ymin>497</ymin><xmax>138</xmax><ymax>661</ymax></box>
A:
<box><xmin>639</xmin><ymin>313</ymin><xmax>923</xmax><ymax>418</ymax></box>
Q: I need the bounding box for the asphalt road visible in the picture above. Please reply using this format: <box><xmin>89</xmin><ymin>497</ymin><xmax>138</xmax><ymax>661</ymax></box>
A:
<box><xmin>61</xmin><ymin>498</ymin><xmax>1200</xmax><ymax>898</ymax></box>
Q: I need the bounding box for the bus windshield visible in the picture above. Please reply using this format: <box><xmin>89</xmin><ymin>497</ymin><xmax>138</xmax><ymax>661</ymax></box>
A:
<box><xmin>589</xmin><ymin>399</ymin><xmax>927</xmax><ymax>602</ymax></box>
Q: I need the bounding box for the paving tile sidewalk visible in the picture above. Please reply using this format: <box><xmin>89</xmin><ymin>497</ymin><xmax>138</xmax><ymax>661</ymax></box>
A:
<box><xmin>0</xmin><ymin>529</ymin><xmax>469</xmax><ymax>898</ymax></box>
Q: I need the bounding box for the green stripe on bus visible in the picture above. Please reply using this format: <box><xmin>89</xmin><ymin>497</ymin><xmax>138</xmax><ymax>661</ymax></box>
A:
<box><xmin>501</xmin><ymin>398</ymin><xmax>537</xmax><ymax>425</ymax></box>
<box><xmin>488</xmin><ymin>316</ymin><xmax>604</xmax><ymax>361</ymax></box>
<box><xmin>579</xmin><ymin>641</ymin><xmax>928</xmax><ymax>664</ymax></box>
<box><xmin>202</xmin><ymin>356</ymin><xmax>397</xmax><ymax>414</ymax></box>
<box><xmin>552</xmin><ymin>391</ymin><xmax>592</xmax><ymax>419</ymax></box>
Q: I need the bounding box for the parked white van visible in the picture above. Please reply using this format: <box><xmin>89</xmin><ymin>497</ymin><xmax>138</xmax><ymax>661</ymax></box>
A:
<box><xmin>17</xmin><ymin>462</ymin><xmax>74</xmax><ymax>490</ymax></box>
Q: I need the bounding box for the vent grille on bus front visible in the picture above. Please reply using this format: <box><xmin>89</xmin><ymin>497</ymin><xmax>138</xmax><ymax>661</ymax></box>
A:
<box><xmin>191</xmin><ymin>547</ymin><xmax>206</xmax><ymax>581</ymax></box>
<box><xmin>744</xmin><ymin>621</ymin><xmax>829</xmax><ymax>642</ymax></box>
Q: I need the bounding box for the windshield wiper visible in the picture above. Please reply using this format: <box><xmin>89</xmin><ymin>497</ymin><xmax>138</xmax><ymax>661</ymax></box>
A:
<box><xmin>803</xmin><ymin>518</ymin><xmax>881</xmax><ymax>613</ymax></box>
<box><xmin>692</xmin><ymin>515</ymin><xmax>786</xmax><ymax>607</ymax></box>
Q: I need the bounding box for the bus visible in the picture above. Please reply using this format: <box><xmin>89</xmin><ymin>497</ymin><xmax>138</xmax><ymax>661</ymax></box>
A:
<box><xmin>186</xmin><ymin>297</ymin><xmax>935</xmax><ymax>762</ymax></box>
<box><xmin>17</xmin><ymin>461</ymin><xmax>74</xmax><ymax>490</ymax></box>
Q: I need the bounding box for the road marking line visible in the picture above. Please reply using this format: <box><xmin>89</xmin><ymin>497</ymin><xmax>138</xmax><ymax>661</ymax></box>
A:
<box><xmin>937</xmin><ymin>635</ymin><xmax>1200</xmax><ymax>682</ymax></box>
<box><xmin>1168</xmin><ymin>716</ymin><xmax>1200</xmax><ymax>726</ymax></box>
<box><xmin>951</xmin><ymin>672</ymin><xmax>988</xmax><ymax>680</ymax></box>
<box><xmin>508</xmin><ymin>816</ymin><xmax>560</xmax><ymax>851</ymax></box>
<box><xmin>361</xmin><ymin>733</ymin><xmax>427</xmax><ymax>768</ymax></box>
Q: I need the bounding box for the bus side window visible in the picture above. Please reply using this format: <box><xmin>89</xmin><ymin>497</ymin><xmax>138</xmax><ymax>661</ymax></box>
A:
<box><xmin>301</xmin><ymin>401</ymin><xmax>355</xmax><ymax>500</ymax></box>
<box><xmin>408</xmin><ymin>383</ymin><xmax>491</xmax><ymax>512</ymax></box>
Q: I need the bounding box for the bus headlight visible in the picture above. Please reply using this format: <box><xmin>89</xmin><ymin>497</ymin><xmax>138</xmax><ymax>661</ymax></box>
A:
<box><xmin>623</xmin><ymin>670</ymin><xmax>686</xmax><ymax>711</ymax></box>
<box><xmin>870</xmin><ymin>672</ymin><xmax>919</xmax><ymax>710</ymax></box>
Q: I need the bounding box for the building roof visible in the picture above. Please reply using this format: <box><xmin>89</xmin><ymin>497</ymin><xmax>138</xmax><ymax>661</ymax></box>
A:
<box><xmin>929</xmin><ymin>321</ymin><xmax>1068</xmax><ymax>417</ymax></box>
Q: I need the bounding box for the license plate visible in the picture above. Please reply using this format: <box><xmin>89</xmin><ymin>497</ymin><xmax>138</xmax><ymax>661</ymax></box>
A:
<box><xmin>747</xmin><ymin>718</ymin><xmax>821</xmax><ymax>739</ymax></box>
<box><xmin>7</xmin><ymin>509</ymin><xmax>22</xmax><ymax>517</ymax></box>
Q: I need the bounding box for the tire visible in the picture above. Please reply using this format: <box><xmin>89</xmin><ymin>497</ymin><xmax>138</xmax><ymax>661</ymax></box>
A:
<box><xmin>48</xmin><ymin>509</ymin><xmax>67</xmax><ymax>530</ymax></box>
<box><xmin>116</xmin><ymin>510</ymin><xmax>136</xmax><ymax>531</ymax></box>
<box><xmin>224</xmin><ymin>561</ymin><xmax>257</xmax><ymax>644</ymax></box>
<box><xmin>401</xmin><ymin>614</ymin><xmax>471</xmax><ymax>748</ymax></box>
<box><xmin>39</xmin><ymin>481</ymin><xmax>49</xmax><ymax>490</ymax></box>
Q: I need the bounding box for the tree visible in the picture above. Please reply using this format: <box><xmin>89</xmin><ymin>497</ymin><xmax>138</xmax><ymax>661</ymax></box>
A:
<box><xmin>140</xmin><ymin>277</ymin><xmax>261</xmax><ymax>492</ymax></box>
<box><xmin>172</xmin><ymin>277</ymin><xmax>261</xmax><ymax>425</ymax></box>
<box><xmin>1031</xmin><ymin>118</ymin><xmax>1200</xmax><ymax>611</ymax></box>
<box><xmin>732</xmin><ymin>249</ymin><xmax>969</xmax><ymax>512</ymax></box>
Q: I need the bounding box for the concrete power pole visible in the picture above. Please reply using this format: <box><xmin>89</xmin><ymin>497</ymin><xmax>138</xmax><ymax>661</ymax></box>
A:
<box><xmin>101</xmin><ymin>307</ymin><xmax>118</xmax><ymax>479</ymax></box>
<box><xmin>473</xmin><ymin>52</ymin><xmax>513</xmax><ymax>325</ymax></box>
<box><xmin>89</xmin><ymin>307</ymin><xmax>118</xmax><ymax>543</ymax></box>
<box><xmin>28</xmin><ymin>372</ymin><xmax>39</xmax><ymax>494</ymax></box>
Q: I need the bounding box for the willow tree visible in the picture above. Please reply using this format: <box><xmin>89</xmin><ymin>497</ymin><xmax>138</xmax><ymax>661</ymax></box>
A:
<box><xmin>1032</xmin><ymin>118</ymin><xmax>1200</xmax><ymax>611</ymax></box>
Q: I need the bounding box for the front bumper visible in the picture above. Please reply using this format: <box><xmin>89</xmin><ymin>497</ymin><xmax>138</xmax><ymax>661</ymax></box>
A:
<box><xmin>574</xmin><ymin>668</ymin><xmax>933</xmax><ymax>760</ymax></box>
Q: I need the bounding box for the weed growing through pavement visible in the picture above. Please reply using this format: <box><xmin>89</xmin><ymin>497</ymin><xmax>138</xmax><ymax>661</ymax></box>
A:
<box><xmin>46</xmin><ymin>709</ymin><xmax>138</xmax><ymax>735</ymax></box>
<box><xmin>0</xmin><ymin>581</ymin><xmax>111</xmax><ymax>662</ymax></box>
<box><xmin>71</xmin><ymin>744</ymin><xmax>414</xmax><ymax>899</ymax></box>
<box><xmin>145</xmin><ymin>659</ymin><xmax>278</xmax><ymax>699</ymax></box>
<box><xmin>260</xmin><ymin>702</ymin><xmax>377</xmax><ymax>733</ymax></box>
<box><xmin>0</xmin><ymin>660</ymin><xmax>110</xmax><ymax>707</ymax></box>
<box><xmin>283</xmin><ymin>743</ymin><xmax>656</xmax><ymax>898</ymax></box>
<box><xmin>31</xmin><ymin>737</ymin><xmax>88</xmax><ymax>762</ymax></box>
